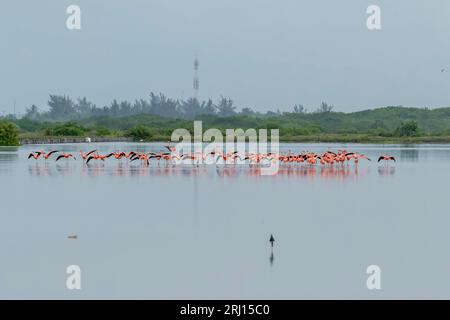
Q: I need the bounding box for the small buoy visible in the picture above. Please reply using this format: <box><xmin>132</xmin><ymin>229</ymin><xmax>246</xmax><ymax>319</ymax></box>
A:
<box><xmin>67</xmin><ymin>235</ymin><xmax>78</xmax><ymax>240</ymax></box>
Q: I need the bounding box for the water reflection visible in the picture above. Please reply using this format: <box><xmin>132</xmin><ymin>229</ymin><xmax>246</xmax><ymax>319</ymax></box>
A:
<box><xmin>0</xmin><ymin>152</ymin><xmax>18</xmax><ymax>173</ymax></box>
<box><xmin>400</xmin><ymin>148</ymin><xmax>419</xmax><ymax>162</ymax></box>
<box><xmin>26</xmin><ymin>162</ymin><xmax>371</xmax><ymax>180</ymax></box>
<box><xmin>0</xmin><ymin>153</ymin><xmax>18</xmax><ymax>162</ymax></box>
<box><xmin>55</xmin><ymin>163</ymin><xmax>73</xmax><ymax>176</ymax></box>
<box><xmin>28</xmin><ymin>163</ymin><xmax>55</xmax><ymax>176</ymax></box>
<box><xmin>378</xmin><ymin>166</ymin><xmax>396</xmax><ymax>176</ymax></box>
<box><xmin>10</xmin><ymin>143</ymin><xmax>450</xmax><ymax>298</ymax></box>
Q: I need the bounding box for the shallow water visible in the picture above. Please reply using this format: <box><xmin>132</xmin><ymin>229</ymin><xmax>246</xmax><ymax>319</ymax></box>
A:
<box><xmin>1</xmin><ymin>142</ymin><xmax>450</xmax><ymax>299</ymax></box>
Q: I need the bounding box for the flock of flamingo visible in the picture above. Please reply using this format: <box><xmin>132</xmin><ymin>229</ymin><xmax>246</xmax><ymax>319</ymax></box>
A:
<box><xmin>27</xmin><ymin>146</ymin><xmax>396</xmax><ymax>166</ymax></box>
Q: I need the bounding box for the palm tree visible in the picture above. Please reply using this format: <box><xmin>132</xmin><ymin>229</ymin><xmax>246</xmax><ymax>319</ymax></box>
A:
<box><xmin>216</xmin><ymin>97</ymin><xmax>236</xmax><ymax>117</ymax></box>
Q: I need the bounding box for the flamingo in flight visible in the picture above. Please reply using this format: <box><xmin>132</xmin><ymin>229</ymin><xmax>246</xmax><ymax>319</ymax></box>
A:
<box><xmin>124</xmin><ymin>151</ymin><xmax>137</xmax><ymax>159</ymax></box>
<box><xmin>164</xmin><ymin>143</ymin><xmax>176</xmax><ymax>152</ymax></box>
<box><xmin>28</xmin><ymin>150</ymin><xmax>59</xmax><ymax>160</ymax></box>
<box><xmin>56</xmin><ymin>153</ymin><xmax>76</xmax><ymax>161</ymax></box>
<box><xmin>377</xmin><ymin>155</ymin><xmax>396</xmax><ymax>162</ymax></box>
<box><xmin>80</xmin><ymin>150</ymin><xmax>97</xmax><ymax>160</ymax></box>
<box><xmin>351</xmin><ymin>153</ymin><xmax>371</xmax><ymax>164</ymax></box>
<box><xmin>28</xmin><ymin>152</ymin><xmax>41</xmax><ymax>159</ymax></box>
<box><xmin>86</xmin><ymin>153</ymin><xmax>112</xmax><ymax>164</ymax></box>
<box><xmin>108</xmin><ymin>152</ymin><xmax>126</xmax><ymax>160</ymax></box>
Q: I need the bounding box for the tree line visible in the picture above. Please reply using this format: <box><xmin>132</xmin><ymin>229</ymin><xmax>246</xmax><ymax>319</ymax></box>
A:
<box><xmin>17</xmin><ymin>93</ymin><xmax>334</xmax><ymax>122</ymax></box>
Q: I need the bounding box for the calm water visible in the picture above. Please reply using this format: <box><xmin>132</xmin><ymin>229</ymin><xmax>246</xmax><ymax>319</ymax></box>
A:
<box><xmin>1</xmin><ymin>142</ymin><xmax>450</xmax><ymax>299</ymax></box>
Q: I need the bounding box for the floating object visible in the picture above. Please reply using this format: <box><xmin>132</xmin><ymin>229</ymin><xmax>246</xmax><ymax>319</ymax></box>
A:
<box><xmin>67</xmin><ymin>235</ymin><xmax>78</xmax><ymax>240</ymax></box>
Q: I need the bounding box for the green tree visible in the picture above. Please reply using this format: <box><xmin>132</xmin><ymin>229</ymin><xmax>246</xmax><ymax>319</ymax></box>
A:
<box><xmin>316</xmin><ymin>101</ymin><xmax>333</xmax><ymax>113</ymax></box>
<box><xmin>216</xmin><ymin>97</ymin><xmax>236</xmax><ymax>116</ymax></box>
<box><xmin>126</xmin><ymin>125</ymin><xmax>152</xmax><ymax>141</ymax></box>
<box><xmin>45</xmin><ymin>123</ymin><xmax>87</xmax><ymax>136</ymax></box>
<box><xmin>110</xmin><ymin>99</ymin><xmax>120</xmax><ymax>117</ymax></box>
<box><xmin>95</xmin><ymin>126</ymin><xmax>111</xmax><ymax>136</ymax></box>
<box><xmin>200</xmin><ymin>99</ymin><xmax>217</xmax><ymax>115</ymax></box>
<box><xmin>0</xmin><ymin>121</ymin><xmax>20</xmax><ymax>146</ymax></box>
<box><xmin>48</xmin><ymin>95</ymin><xmax>76</xmax><ymax>120</ymax></box>
<box><xmin>180</xmin><ymin>98</ymin><xmax>202</xmax><ymax>119</ymax></box>
<box><xmin>240</xmin><ymin>107</ymin><xmax>256</xmax><ymax>116</ymax></box>
<box><xmin>75</xmin><ymin>97</ymin><xmax>95</xmax><ymax>117</ymax></box>
<box><xmin>293</xmin><ymin>104</ymin><xmax>307</xmax><ymax>114</ymax></box>
<box><xmin>394</xmin><ymin>120</ymin><xmax>419</xmax><ymax>137</ymax></box>
<box><xmin>24</xmin><ymin>105</ymin><xmax>40</xmax><ymax>120</ymax></box>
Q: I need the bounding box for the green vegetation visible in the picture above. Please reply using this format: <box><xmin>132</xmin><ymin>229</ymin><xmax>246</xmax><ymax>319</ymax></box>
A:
<box><xmin>4</xmin><ymin>93</ymin><xmax>450</xmax><ymax>143</ymax></box>
<box><xmin>44</xmin><ymin>122</ymin><xmax>88</xmax><ymax>136</ymax></box>
<box><xmin>94</xmin><ymin>126</ymin><xmax>111</xmax><ymax>137</ymax></box>
<box><xmin>126</xmin><ymin>125</ymin><xmax>152</xmax><ymax>141</ymax></box>
<box><xmin>394</xmin><ymin>120</ymin><xmax>419</xmax><ymax>137</ymax></box>
<box><xmin>0</xmin><ymin>121</ymin><xmax>20</xmax><ymax>146</ymax></box>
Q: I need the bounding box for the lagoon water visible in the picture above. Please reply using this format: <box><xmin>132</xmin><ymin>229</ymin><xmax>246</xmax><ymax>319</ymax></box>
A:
<box><xmin>1</xmin><ymin>142</ymin><xmax>450</xmax><ymax>299</ymax></box>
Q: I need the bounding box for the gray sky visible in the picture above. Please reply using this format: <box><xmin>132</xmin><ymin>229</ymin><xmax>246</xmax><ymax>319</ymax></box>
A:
<box><xmin>1</xmin><ymin>0</ymin><xmax>450</xmax><ymax>115</ymax></box>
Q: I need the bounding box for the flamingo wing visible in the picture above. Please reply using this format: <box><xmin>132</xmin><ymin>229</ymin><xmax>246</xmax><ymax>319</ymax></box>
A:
<box><xmin>86</xmin><ymin>156</ymin><xmax>95</xmax><ymax>164</ymax></box>
<box><xmin>47</xmin><ymin>150</ymin><xmax>59</xmax><ymax>157</ymax></box>
<box><xmin>86</xmin><ymin>150</ymin><xmax>97</xmax><ymax>156</ymax></box>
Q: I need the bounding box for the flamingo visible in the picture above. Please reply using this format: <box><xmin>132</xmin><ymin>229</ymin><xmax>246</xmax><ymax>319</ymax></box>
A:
<box><xmin>109</xmin><ymin>152</ymin><xmax>126</xmax><ymax>160</ymax></box>
<box><xmin>130</xmin><ymin>152</ymin><xmax>155</xmax><ymax>166</ymax></box>
<box><xmin>28</xmin><ymin>152</ymin><xmax>41</xmax><ymax>159</ymax></box>
<box><xmin>42</xmin><ymin>151</ymin><xmax>59</xmax><ymax>159</ymax></box>
<box><xmin>80</xmin><ymin>150</ymin><xmax>97</xmax><ymax>160</ymax></box>
<box><xmin>164</xmin><ymin>143</ymin><xmax>176</xmax><ymax>152</ymax></box>
<box><xmin>28</xmin><ymin>150</ymin><xmax>58</xmax><ymax>159</ymax></box>
<box><xmin>124</xmin><ymin>151</ymin><xmax>137</xmax><ymax>159</ymax></box>
<box><xmin>86</xmin><ymin>153</ymin><xmax>112</xmax><ymax>164</ymax></box>
<box><xmin>378</xmin><ymin>155</ymin><xmax>396</xmax><ymax>162</ymax></box>
<box><xmin>56</xmin><ymin>153</ymin><xmax>76</xmax><ymax>161</ymax></box>
<box><xmin>351</xmin><ymin>153</ymin><xmax>371</xmax><ymax>164</ymax></box>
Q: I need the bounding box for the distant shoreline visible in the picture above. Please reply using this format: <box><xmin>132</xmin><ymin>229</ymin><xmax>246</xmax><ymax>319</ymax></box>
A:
<box><xmin>8</xmin><ymin>106</ymin><xmax>450</xmax><ymax>147</ymax></box>
<box><xmin>16</xmin><ymin>134</ymin><xmax>450</xmax><ymax>145</ymax></box>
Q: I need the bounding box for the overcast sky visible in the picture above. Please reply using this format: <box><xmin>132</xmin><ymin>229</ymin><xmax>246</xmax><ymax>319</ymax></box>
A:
<box><xmin>1</xmin><ymin>0</ymin><xmax>450</xmax><ymax>115</ymax></box>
